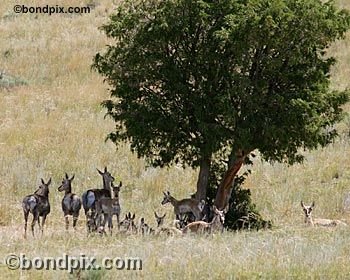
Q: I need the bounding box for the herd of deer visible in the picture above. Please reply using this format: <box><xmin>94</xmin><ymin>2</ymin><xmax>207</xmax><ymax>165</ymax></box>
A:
<box><xmin>22</xmin><ymin>167</ymin><xmax>348</xmax><ymax>238</ymax></box>
<box><xmin>22</xmin><ymin>167</ymin><xmax>226</xmax><ymax>238</ymax></box>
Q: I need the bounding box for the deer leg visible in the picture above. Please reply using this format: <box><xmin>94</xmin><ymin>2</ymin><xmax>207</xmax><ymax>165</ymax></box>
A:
<box><xmin>31</xmin><ymin>212</ymin><xmax>38</xmax><ymax>237</ymax></box>
<box><xmin>117</xmin><ymin>214</ymin><xmax>120</xmax><ymax>230</ymax></box>
<box><xmin>65</xmin><ymin>215</ymin><xmax>69</xmax><ymax>230</ymax></box>
<box><xmin>73</xmin><ymin>214</ymin><xmax>78</xmax><ymax>229</ymax></box>
<box><xmin>108</xmin><ymin>215</ymin><xmax>113</xmax><ymax>235</ymax></box>
<box><xmin>41</xmin><ymin>215</ymin><xmax>47</xmax><ymax>235</ymax></box>
<box><xmin>23</xmin><ymin>210</ymin><xmax>29</xmax><ymax>239</ymax></box>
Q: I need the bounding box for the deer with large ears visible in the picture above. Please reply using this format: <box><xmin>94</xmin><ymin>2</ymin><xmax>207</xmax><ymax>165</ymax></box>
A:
<box><xmin>161</xmin><ymin>191</ymin><xmax>203</xmax><ymax>221</ymax></box>
<box><xmin>301</xmin><ymin>201</ymin><xmax>347</xmax><ymax>227</ymax></box>
<box><xmin>22</xmin><ymin>178</ymin><xmax>52</xmax><ymax>238</ymax></box>
<box><xmin>81</xmin><ymin>167</ymin><xmax>115</xmax><ymax>215</ymax></box>
<box><xmin>58</xmin><ymin>173</ymin><xmax>82</xmax><ymax>230</ymax></box>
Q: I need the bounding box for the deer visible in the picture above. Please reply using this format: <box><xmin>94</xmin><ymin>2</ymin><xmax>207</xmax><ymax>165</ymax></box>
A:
<box><xmin>81</xmin><ymin>167</ymin><xmax>114</xmax><ymax>215</ymax></box>
<box><xmin>22</xmin><ymin>178</ymin><xmax>51</xmax><ymax>238</ymax></box>
<box><xmin>161</xmin><ymin>191</ymin><xmax>204</xmax><ymax>222</ymax></box>
<box><xmin>301</xmin><ymin>201</ymin><xmax>347</xmax><ymax>227</ymax></box>
<box><xmin>119</xmin><ymin>212</ymin><xmax>138</xmax><ymax>234</ymax></box>
<box><xmin>182</xmin><ymin>206</ymin><xmax>225</xmax><ymax>234</ymax></box>
<box><xmin>154</xmin><ymin>212</ymin><xmax>166</xmax><ymax>228</ymax></box>
<box><xmin>58</xmin><ymin>173</ymin><xmax>82</xmax><ymax>230</ymax></box>
<box><xmin>139</xmin><ymin>217</ymin><xmax>153</xmax><ymax>235</ymax></box>
<box><xmin>94</xmin><ymin>181</ymin><xmax>122</xmax><ymax>235</ymax></box>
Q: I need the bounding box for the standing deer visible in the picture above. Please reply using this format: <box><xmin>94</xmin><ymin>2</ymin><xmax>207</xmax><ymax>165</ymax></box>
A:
<box><xmin>161</xmin><ymin>191</ymin><xmax>203</xmax><ymax>221</ymax></box>
<box><xmin>95</xmin><ymin>181</ymin><xmax>122</xmax><ymax>235</ymax></box>
<box><xmin>301</xmin><ymin>201</ymin><xmax>347</xmax><ymax>227</ymax></box>
<box><xmin>22</xmin><ymin>178</ymin><xmax>52</xmax><ymax>238</ymax></box>
<box><xmin>182</xmin><ymin>206</ymin><xmax>225</xmax><ymax>234</ymax></box>
<box><xmin>119</xmin><ymin>212</ymin><xmax>138</xmax><ymax>234</ymax></box>
<box><xmin>81</xmin><ymin>167</ymin><xmax>114</xmax><ymax>215</ymax></box>
<box><xmin>58</xmin><ymin>173</ymin><xmax>82</xmax><ymax>230</ymax></box>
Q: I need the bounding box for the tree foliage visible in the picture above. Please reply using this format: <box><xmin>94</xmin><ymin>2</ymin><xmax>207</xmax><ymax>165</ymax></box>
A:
<box><xmin>93</xmin><ymin>0</ymin><xmax>350</xmax><ymax>229</ymax></box>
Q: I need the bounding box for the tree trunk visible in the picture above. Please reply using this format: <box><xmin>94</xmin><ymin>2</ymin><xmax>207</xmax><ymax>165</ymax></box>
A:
<box><xmin>195</xmin><ymin>157</ymin><xmax>211</xmax><ymax>201</ymax></box>
<box><xmin>214</xmin><ymin>150</ymin><xmax>250</xmax><ymax>210</ymax></box>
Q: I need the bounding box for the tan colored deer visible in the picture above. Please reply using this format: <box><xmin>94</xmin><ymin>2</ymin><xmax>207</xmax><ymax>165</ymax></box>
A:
<box><xmin>301</xmin><ymin>201</ymin><xmax>347</xmax><ymax>227</ymax></box>
<box><xmin>161</xmin><ymin>191</ymin><xmax>203</xmax><ymax>221</ymax></box>
<box><xmin>95</xmin><ymin>182</ymin><xmax>122</xmax><ymax>235</ymax></box>
<box><xmin>182</xmin><ymin>206</ymin><xmax>225</xmax><ymax>234</ymax></box>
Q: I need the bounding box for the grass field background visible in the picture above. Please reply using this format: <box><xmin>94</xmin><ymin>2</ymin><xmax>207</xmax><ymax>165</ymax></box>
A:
<box><xmin>1</xmin><ymin>0</ymin><xmax>350</xmax><ymax>279</ymax></box>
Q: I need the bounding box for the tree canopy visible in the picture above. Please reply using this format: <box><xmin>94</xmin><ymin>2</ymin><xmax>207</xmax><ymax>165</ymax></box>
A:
<box><xmin>93</xmin><ymin>0</ymin><xmax>350</xmax><ymax>213</ymax></box>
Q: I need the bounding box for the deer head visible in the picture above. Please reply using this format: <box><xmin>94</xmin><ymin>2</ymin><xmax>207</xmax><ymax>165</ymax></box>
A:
<box><xmin>301</xmin><ymin>201</ymin><xmax>315</xmax><ymax>221</ymax></box>
<box><xmin>34</xmin><ymin>178</ymin><xmax>52</xmax><ymax>197</ymax></box>
<box><xmin>58</xmin><ymin>173</ymin><xmax>74</xmax><ymax>193</ymax></box>
<box><xmin>97</xmin><ymin>166</ymin><xmax>115</xmax><ymax>188</ymax></box>
<box><xmin>161</xmin><ymin>191</ymin><xmax>171</xmax><ymax>205</ymax></box>
<box><xmin>154</xmin><ymin>211</ymin><xmax>166</xmax><ymax>227</ymax></box>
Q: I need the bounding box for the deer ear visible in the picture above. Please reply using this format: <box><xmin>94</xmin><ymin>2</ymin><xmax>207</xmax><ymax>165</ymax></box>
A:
<box><xmin>162</xmin><ymin>213</ymin><xmax>166</xmax><ymax>218</ymax></box>
<box><xmin>132</xmin><ymin>213</ymin><xmax>135</xmax><ymax>219</ymax></box>
<box><xmin>65</xmin><ymin>173</ymin><xmax>69</xmax><ymax>179</ymax></box>
<box><xmin>47</xmin><ymin>178</ymin><xmax>52</xmax><ymax>186</ymax></box>
<box><xmin>119</xmin><ymin>181</ymin><xmax>122</xmax><ymax>188</ymax></box>
<box><xmin>301</xmin><ymin>201</ymin><xmax>305</xmax><ymax>208</ymax></box>
<box><xmin>141</xmin><ymin>217</ymin><xmax>144</xmax><ymax>222</ymax></box>
<box><xmin>311</xmin><ymin>201</ymin><xmax>315</xmax><ymax>208</ymax></box>
<box><xmin>154</xmin><ymin>212</ymin><xmax>158</xmax><ymax>218</ymax></box>
<box><xmin>41</xmin><ymin>178</ymin><xmax>45</xmax><ymax>185</ymax></box>
<box><xmin>104</xmin><ymin>166</ymin><xmax>107</xmax><ymax>172</ymax></box>
<box><xmin>97</xmin><ymin>168</ymin><xmax>103</xmax><ymax>175</ymax></box>
<box><xmin>167</xmin><ymin>191</ymin><xmax>170</xmax><ymax>195</ymax></box>
<box><xmin>70</xmin><ymin>174</ymin><xmax>75</xmax><ymax>181</ymax></box>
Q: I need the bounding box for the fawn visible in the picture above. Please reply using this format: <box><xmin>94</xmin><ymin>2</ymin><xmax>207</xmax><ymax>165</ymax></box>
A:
<box><xmin>95</xmin><ymin>181</ymin><xmax>122</xmax><ymax>235</ymax></box>
<box><xmin>58</xmin><ymin>173</ymin><xmax>82</xmax><ymax>230</ymax></box>
<box><xmin>182</xmin><ymin>206</ymin><xmax>225</xmax><ymax>234</ymax></box>
<box><xmin>301</xmin><ymin>201</ymin><xmax>347</xmax><ymax>227</ymax></box>
<box><xmin>22</xmin><ymin>178</ymin><xmax>52</xmax><ymax>238</ymax></box>
<box><xmin>119</xmin><ymin>212</ymin><xmax>138</xmax><ymax>234</ymax></box>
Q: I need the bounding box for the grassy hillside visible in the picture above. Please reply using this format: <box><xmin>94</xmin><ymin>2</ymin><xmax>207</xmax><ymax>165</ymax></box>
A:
<box><xmin>0</xmin><ymin>0</ymin><xmax>350</xmax><ymax>279</ymax></box>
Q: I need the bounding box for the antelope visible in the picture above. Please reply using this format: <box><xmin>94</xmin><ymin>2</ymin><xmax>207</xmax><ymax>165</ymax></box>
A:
<box><xmin>22</xmin><ymin>178</ymin><xmax>51</xmax><ymax>238</ymax></box>
<box><xmin>301</xmin><ymin>201</ymin><xmax>347</xmax><ymax>227</ymax></box>
<box><xmin>58</xmin><ymin>173</ymin><xmax>81</xmax><ymax>230</ymax></box>
<box><xmin>81</xmin><ymin>167</ymin><xmax>114</xmax><ymax>215</ymax></box>
<box><xmin>161</xmin><ymin>191</ymin><xmax>203</xmax><ymax>221</ymax></box>
<box><xmin>119</xmin><ymin>212</ymin><xmax>138</xmax><ymax>234</ymax></box>
<box><xmin>182</xmin><ymin>206</ymin><xmax>225</xmax><ymax>234</ymax></box>
<box><xmin>94</xmin><ymin>181</ymin><xmax>122</xmax><ymax>235</ymax></box>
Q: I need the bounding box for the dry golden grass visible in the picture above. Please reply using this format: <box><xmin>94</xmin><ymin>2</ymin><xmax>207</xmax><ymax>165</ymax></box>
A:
<box><xmin>1</xmin><ymin>0</ymin><xmax>350</xmax><ymax>279</ymax></box>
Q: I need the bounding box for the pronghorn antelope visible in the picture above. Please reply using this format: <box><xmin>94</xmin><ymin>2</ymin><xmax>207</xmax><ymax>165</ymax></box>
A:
<box><xmin>161</xmin><ymin>191</ymin><xmax>203</xmax><ymax>221</ymax></box>
<box><xmin>22</xmin><ymin>178</ymin><xmax>52</xmax><ymax>238</ymax></box>
<box><xmin>182</xmin><ymin>206</ymin><xmax>225</xmax><ymax>234</ymax></box>
<box><xmin>95</xmin><ymin>181</ymin><xmax>122</xmax><ymax>235</ymax></box>
<box><xmin>119</xmin><ymin>212</ymin><xmax>138</xmax><ymax>234</ymax></box>
<box><xmin>81</xmin><ymin>167</ymin><xmax>114</xmax><ymax>215</ymax></box>
<box><xmin>58</xmin><ymin>173</ymin><xmax>82</xmax><ymax>230</ymax></box>
<box><xmin>301</xmin><ymin>201</ymin><xmax>347</xmax><ymax>227</ymax></box>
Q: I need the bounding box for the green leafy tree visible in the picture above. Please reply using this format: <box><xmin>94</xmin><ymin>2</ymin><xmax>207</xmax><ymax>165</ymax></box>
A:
<box><xmin>93</xmin><ymin>0</ymin><xmax>350</xmax><ymax>227</ymax></box>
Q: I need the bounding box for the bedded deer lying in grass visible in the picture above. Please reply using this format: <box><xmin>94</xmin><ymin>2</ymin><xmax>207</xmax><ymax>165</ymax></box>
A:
<box><xmin>58</xmin><ymin>173</ymin><xmax>81</xmax><ymax>230</ymax></box>
<box><xmin>182</xmin><ymin>206</ymin><xmax>225</xmax><ymax>234</ymax></box>
<box><xmin>161</xmin><ymin>191</ymin><xmax>203</xmax><ymax>221</ymax></box>
<box><xmin>81</xmin><ymin>167</ymin><xmax>114</xmax><ymax>215</ymax></box>
<box><xmin>22</xmin><ymin>178</ymin><xmax>51</xmax><ymax>238</ymax></box>
<box><xmin>95</xmin><ymin>182</ymin><xmax>122</xmax><ymax>235</ymax></box>
<box><xmin>301</xmin><ymin>201</ymin><xmax>347</xmax><ymax>227</ymax></box>
<box><xmin>119</xmin><ymin>212</ymin><xmax>138</xmax><ymax>234</ymax></box>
